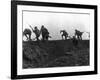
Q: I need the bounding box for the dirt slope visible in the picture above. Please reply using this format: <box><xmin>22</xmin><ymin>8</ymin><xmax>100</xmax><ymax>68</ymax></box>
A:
<box><xmin>23</xmin><ymin>40</ymin><xmax>89</xmax><ymax>69</ymax></box>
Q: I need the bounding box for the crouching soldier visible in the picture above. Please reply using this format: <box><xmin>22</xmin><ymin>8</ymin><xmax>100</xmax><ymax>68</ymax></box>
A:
<box><xmin>23</xmin><ymin>28</ymin><xmax>32</xmax><ymax>41</ymax></box>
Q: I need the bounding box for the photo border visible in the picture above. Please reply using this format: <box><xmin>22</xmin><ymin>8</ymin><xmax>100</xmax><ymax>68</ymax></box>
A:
<box><xmin>11</xmin><ymin>1</ymin><xmax>97</xmax><ymax>79</ymax></box>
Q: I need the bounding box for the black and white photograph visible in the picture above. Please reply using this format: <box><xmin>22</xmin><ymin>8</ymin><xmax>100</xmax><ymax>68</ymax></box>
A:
<box><xmin>23</xmin><ymin>9</ymin><xmax>90</xmax><ymax>69</ymax></box>
<box><xmin>11</xmin><ymin>1</ymin><xmax>97</xmax><ymax>79</ymax></box>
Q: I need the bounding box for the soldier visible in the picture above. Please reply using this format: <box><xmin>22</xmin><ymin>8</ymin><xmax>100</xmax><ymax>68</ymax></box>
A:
<box><xmin>29</xmin><ymin>25</ymin><xmax>40</xmax><ymax>41</ymax></box>
<box><xmin>23</xmin><ymin>28</ymin><xmax>32</xmax><ymax>41</ymax></box>
<box><xmin>40</xmin><ymin>25</ymin><xmax>49</xmax><ymax>41</ymax></box>
<box><xmin>33</xmin><ymin>26</ymin><xmax>40</xmax><ymax>41</ymax></box>
<box><xmin>60</xmin><ymin>30</ymin><xmax>68</xmax><ymax>40</ymax></box>
<box><xmin>75</xmin><ymin>29</ymin><xmax>84</xmax><ymax>40</ymax></box>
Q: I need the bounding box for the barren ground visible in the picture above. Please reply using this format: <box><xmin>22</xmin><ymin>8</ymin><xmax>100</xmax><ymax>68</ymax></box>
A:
<box><xmin>23</xmin><ymin>39</ymin><xmax>89</xmax><ymax>69</ymax></box>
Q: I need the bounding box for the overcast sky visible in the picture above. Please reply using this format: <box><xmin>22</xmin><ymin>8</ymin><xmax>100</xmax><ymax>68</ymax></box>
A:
<box><xmin>23</xmin><ymin>11</ymin><xmax>90</xmax><ymax>40</ymax></box>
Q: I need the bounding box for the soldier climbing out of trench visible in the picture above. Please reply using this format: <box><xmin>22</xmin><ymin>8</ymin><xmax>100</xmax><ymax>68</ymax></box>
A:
<box><xmin>23</xmin><ymin>28</ymin><xmax>32</xmax><ymax>41</ymax></box>
<box><xmin>40</xmin><ymin>25</ymin><xmax>51</xmax><ymax>41</ymax></box>
<box><xmin>75</xmin><ymin>29</ymin><xmax>84</xmax><ymax>40</ymax></box>
<box><xmin>60</xmin><ymin>30</ymin><xmax>68</xmax><ymax>40</ymax></box>
<box><xmin>29</xmin><ymin>25</ymin><xmax>40</xmax><ymax>41</ymax></box>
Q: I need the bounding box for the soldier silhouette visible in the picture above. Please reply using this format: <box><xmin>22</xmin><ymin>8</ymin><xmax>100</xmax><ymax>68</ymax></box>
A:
<box><xmin>23</xmin><ymin>28</ymin><xmax>32</xmax><ymax>41</ymax></box>
<box><xmin>60</xmin><ymin>30</ymin><xmax>68</xmax><ymax>40</ymax></box>
<box><xmin>40</xmin><ymin>25</ymin><xmax>49</xmax><ymax>41</ymax></box>
<box><xmin>29</xmin><ymin>25</ymin><xmax>40</xmax><ymax>41</ymax></box>
<box><xmin>33</xmin><ymin>26</ymin><xmax>40</xmax><ymax>41</ymax></box>
<box><xmin>75</xmin><ymin>29</ymin><xmax>84</xmax><ymax>40</ymax></box>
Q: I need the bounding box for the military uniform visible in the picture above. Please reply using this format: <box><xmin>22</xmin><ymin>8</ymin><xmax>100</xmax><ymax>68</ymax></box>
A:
<box><xmin>34</xmin><ymin>27</ymin><xmax>40</xmax><ymax>41</ymax></box>
<box><xmin>40</xmin><ymin>25</ymin><xmax>49</xmax><ymax>41</ymax></box>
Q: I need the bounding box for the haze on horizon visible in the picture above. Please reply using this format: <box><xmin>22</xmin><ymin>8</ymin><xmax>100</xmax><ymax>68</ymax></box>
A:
<box><xmin>23</xmin><ymin>11</ymin><xmax>90</xmax><ymax>41</ymax></box>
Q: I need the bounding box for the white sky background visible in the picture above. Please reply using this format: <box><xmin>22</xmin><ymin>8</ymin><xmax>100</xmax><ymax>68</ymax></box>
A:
<box><xmin>23</xmin><ymin>11</ymin><xmax>90</xmax><ymax>40</ymax></box>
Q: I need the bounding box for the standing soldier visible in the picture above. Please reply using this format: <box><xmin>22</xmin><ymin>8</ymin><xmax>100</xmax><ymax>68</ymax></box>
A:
<box><xmin>33</xmin><ymin>26</ymin><xmax>40</xmax><ymax>41</ymax></box>
<box><xmin>40</xmin><ymin>25</ymin><xmax>49</xmax><ymax>41</ymax></box>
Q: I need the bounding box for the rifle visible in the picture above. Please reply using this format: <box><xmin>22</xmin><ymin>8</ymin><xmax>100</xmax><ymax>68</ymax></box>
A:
<box><xmin>29</xmin><ymin>25</ymin><xmax>34</xmax><ymax>32</ymax></box>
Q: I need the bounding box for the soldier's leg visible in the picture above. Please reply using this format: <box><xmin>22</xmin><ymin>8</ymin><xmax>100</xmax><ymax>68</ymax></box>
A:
<box><xmin>62</xmin><ymin>34</ymin><xmax>64</xmax><ymax>40</ymax></box>
<box><xmin>65</xmin><ymin>35</ymin><xmax>67</xmax><ymax>40</ymax></box>
<box><xmin>80</xmin><ymin>36</ymin><xmax>82</xmax><ymax>40</ymax></box>
<box><xmin>42</xmin><ymin>34</ymin><xmax>45</xmax><ymax>41</ymax></box>
<box><xmin>46</xmin><ymin>35</ymin><xmax>48</xmax><ymax>40</ymax></box>
<box><xmin>66</xmin><ymin>35</ymin><xmax>68</xmax><ymax>39</ymax></box>
<box><xmin>78</xmin><ymin>36</ymin><xmax>79</xmax><ymax>40</ymax></box>
<box><xmin>46</xmin><ymin>34</ymin><xmax>50</xmax><ymax>40</ymax></box>
<box><xmin>25</xmin><ymin>34</ymin><xmax>28</xmax><ymax>40</ymax></box>
<box><xmin>29</xmin><ymin>34</ymin><xmax>31</xmax><ymax>40</ymax></box>
<box><xmin>36</xmin><ymin>36</ymin><xmax>39</xmax><ymax>41</ymax></box>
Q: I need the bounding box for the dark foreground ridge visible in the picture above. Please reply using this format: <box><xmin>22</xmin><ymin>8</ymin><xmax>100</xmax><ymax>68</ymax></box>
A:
<box><xmin>23</xmin><ymin>40</ymin><xmax>89</xmax><ymax>69</ymax></box>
